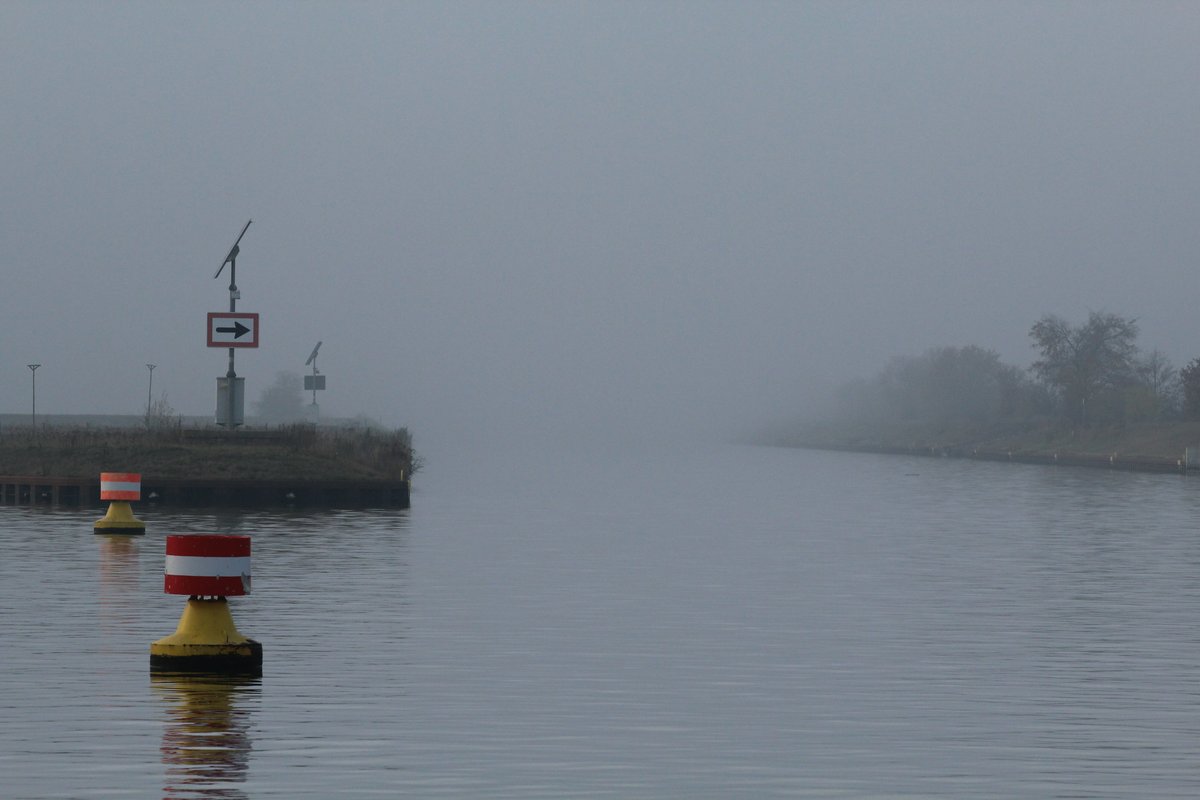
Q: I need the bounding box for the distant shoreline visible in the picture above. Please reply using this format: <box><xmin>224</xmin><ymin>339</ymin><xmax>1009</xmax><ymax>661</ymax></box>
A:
<box><xmin>772</xmin><ymin>420</ymin><xmax>1200</xmax><ymax>477</ymax></box>
<box><xmin>787</xmin><ymin>441</ymin><xmax>1188</xmax><ymax>474</ymax></box>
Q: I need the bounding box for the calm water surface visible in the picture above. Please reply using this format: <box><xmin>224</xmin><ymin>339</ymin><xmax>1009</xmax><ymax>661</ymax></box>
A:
<box><xmin>3</xmin><ymin>442</ymin><xmax>1200</xmax><ymax>798</ymax></box>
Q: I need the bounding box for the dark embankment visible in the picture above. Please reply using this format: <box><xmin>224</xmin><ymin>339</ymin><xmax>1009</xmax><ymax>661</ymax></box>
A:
<box><xmin>0</xmin><ymin>424</ymin><xmax>416</xmax><ymax>507</ymax></box>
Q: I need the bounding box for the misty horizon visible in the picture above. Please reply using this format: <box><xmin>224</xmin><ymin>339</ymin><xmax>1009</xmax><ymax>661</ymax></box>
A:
<box><xmin>4</xmin><ymin>2</ymin><xmax>1198</xmax><ymax>448</ymax></box>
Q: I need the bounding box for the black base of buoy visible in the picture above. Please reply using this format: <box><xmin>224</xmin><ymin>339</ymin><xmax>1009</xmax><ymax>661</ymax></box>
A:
<box><xmin>94</xmin><ymin>527</ymin><xmax>147</xmax><ymax>535</ymax></box>
<box><xmin>150</xmin><ymin>641</ymin><xmax>263</xmax><ymax>677</ymax></box>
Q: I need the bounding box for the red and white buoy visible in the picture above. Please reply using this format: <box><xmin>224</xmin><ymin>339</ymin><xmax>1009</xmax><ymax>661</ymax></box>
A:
<box><xmin>164</xmin><ymin>534</ymin><xmax>252</xmax><ymax>596</ymax></box>
<box><xmin>150</xmin><ymin>534</ymin><xmax>262</xmax><ymax>675</ymax></box>
<box><xmin>94</xmin><ymin>472</ymin><xmax>146</xmax><ymax>535</ymax></box>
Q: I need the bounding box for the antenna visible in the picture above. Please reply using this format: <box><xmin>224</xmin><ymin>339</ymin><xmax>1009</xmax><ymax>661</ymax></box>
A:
<box><xmin>305</xmin><ymin>341</ymin><xmax>323</xmax><ymax>366</ymax></box>
<box><xmin>214</xmin><ymin>219</ymin><xmax>252</xmax><ymax>279</ymax></box>
<box><xmin>304</xmin><ymin>340</ymin><xmax>325</xmax><ymax>414</ymax></box>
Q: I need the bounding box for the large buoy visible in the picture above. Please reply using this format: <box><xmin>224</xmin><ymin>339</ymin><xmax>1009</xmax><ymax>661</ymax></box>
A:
<box><xmin>150</xmin><ymin>534</ymin><xmax>262</xmax><ymax>675</ymax></box>
<box><xmin>94</xmin><ymin>472</ymin><xmax>146</xmax><ymax>535</ymax></box>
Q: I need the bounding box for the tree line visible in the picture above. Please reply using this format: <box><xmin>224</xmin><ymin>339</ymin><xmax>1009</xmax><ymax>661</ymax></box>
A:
<box><xmin>832</xmin><ymin>312</ymin><xmax>1200</xmax><ymax>429</ymax></box>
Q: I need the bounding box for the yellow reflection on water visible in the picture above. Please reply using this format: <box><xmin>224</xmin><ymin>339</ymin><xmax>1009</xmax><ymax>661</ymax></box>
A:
<box><xmin>97</xmin><ymin>534</ymin><xmax>142</xmax><ymax>634</ymax></box>
<box><xmin>151</xmin><ymin>673</ymin><xmax>260</xmax><ymax>800</ymax></box>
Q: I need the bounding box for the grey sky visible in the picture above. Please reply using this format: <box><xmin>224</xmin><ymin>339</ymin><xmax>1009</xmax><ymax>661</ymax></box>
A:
<box><xmin>2</xmin><ymin>2</ymin><xmax>1198</xmax><ymax>445</ymax></box>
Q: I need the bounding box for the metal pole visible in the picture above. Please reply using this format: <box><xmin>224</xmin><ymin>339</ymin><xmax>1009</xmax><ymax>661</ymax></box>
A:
<box><xmin>214</xmin><ymin>220</ymin><xmax>250</xmax><ymax>430</ymax></box>
<box><xmin>146</xmin><ymin>364</ymin><xmax>156</xmax><ymax>416</ymax></box>
<box><xmin>27</xmin><ymin>364</ymin><xmax>40</xmax><ymax>434</ymax></box>
<box><xmin>228</xmin><ymin>253</ymin><xmax>237</xmax><ymax>429</ymax></box>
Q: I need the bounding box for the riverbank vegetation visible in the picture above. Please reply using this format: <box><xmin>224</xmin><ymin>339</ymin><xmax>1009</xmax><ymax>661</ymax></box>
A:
<box><xmin>772</xmin><ymin>312</ymin><xmax>1200</xmax><ymax>460</ymax></box>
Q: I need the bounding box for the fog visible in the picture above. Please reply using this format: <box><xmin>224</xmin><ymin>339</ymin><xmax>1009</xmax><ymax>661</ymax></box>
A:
<box><xmin>3</xmin><ymin>2</ymin><xmax>1198</xmax><ymax>450</ymax></box>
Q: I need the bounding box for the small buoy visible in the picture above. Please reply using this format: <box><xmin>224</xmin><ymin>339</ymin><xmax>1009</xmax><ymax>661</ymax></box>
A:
<box><xmin>94</xmin><ymin>472</ymin><xmax>146</xmax><ymax>535</ymax></box>
<box><xmin>150</xmin><ymin>534</ymin><xmax>262</xmax><ymax>675</ymax></box>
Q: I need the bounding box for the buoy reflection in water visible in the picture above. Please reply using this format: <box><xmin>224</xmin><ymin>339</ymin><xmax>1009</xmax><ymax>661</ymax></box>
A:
<box><xmin>97</xmin><ymin>534</ymin><xmax>142</xmax><ymax>634</ymax></box>
<box><xmin>152</xmin><ymin>673</ymin><xmax>260</xmax><ymax>799</ymax></box>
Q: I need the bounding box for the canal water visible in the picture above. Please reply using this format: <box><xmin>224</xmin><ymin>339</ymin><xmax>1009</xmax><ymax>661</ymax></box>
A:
<box><xmin>3</xmin><ymin>441</ymin><xmax>1200</xmax><ymax>798</ymax></box>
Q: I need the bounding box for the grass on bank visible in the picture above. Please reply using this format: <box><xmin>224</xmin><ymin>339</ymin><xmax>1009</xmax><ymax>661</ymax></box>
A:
<box><xmin>784</xmin><ymin>419</ymin><xmax>1200</xmax><ymax>461</ymax></box>
<box><xmin>0</xmin><ymin>424</ymin><xmax>417</xmax><ymax>481</ymax></box>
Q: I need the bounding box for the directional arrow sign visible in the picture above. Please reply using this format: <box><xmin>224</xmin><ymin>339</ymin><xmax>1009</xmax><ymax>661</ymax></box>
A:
<box><xmin>207</xmin><ymin>312</ymin><xmax>260</xmax><ymax>348</ymax></box>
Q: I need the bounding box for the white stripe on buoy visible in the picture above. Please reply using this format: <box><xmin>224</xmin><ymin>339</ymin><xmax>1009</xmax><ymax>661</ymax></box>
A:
<box><xmin>165</xmin><ymin>555</ymin><xmax>252</xmax><ymax>577</ymax></box>
<box><xmin>163</xmin><ymin>534</ymin><xmax>252</xmax><ymax>595</ymax></box>
<box><xmin>100</xmin><ymin>472</ymin><xmax>141</xmax><ymax>501</ymax></box>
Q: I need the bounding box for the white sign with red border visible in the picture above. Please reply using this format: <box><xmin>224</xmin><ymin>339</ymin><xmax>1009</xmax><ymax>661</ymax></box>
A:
<box><xmin>207</xmin><ymin>312</ymin><xmax>260</xmax><ymax>348</ymax></box>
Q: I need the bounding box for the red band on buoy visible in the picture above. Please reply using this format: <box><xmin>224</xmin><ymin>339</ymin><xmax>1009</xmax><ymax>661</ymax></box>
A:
<box><xmin>166</xmin><ymin>535</ymin><xmax>250</xmax><ymax>558</ymax></box>
<box><xmin>100</xmin><ymin>472</ymin><xmax>141</xmax><ymax>501</ymax></box>
<box><xmin>164</xmin><ymin>534</ymin><xmax>252</xmax><ymax>596</ymax></box>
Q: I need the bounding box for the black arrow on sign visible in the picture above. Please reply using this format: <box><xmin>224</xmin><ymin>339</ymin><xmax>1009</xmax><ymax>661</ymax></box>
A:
<box><xmin>216</xmin><ymin>321</ymin><xmax>251</xmax><ymax>339</ymax></box>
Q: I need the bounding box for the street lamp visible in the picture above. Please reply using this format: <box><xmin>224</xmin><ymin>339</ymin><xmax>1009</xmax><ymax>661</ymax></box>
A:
<box><xmin>146</xmin><ymin>364</ymin><xmax>157</xmax><ymax>416</ymax></box>
<box><xmin>27</xmin><ymin>364</ymin><xmax>40</xmax><ymax>432</ymax></box>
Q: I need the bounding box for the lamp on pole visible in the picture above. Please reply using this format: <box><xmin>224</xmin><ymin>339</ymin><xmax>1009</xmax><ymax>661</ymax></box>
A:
<box><xmin>146</xmin><ymin>364</ymin><xmax>157</xmax><ymax>416</ymax></box>
<box><xmin>27</xmin><ymin>364</ymin><xmax>40</xmax><ymax>433</ymax></box>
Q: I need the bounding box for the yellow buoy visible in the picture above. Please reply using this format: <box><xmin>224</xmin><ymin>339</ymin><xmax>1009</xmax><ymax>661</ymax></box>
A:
<box><xmin>94</xmin><ymin>500</ymin><xmax>146</xmax><ymax>535</ymax></box>
<box><xmin>150</xmin><ymin>598</ymin><xmax>262</xmax><ymax>673</ymax></box>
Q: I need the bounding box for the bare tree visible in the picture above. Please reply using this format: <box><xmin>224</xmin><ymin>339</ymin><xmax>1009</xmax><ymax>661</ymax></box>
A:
<box><xmin>144</xmin><ymin>392</ymin><xmax>177</xmax><ymax>430</ymax></box>
<box><xmin>1134</xmin><ymin>348</ymin><xmax>1180</xmax><ymax>419</ymax></box>
<box><xmin>254</xmin><ymin>371</ymin><xmax>305</xmax><ymax>423</ymax></box>
<box><xmin>1029</xmin><ymin>312</ymin><xmax>1139</xmax><ymax>425</ymax></box>
<box><xmin>1180</xmin><ymin>358</ymin><xmax>1200</xmax><ymax>419</ymax></box>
